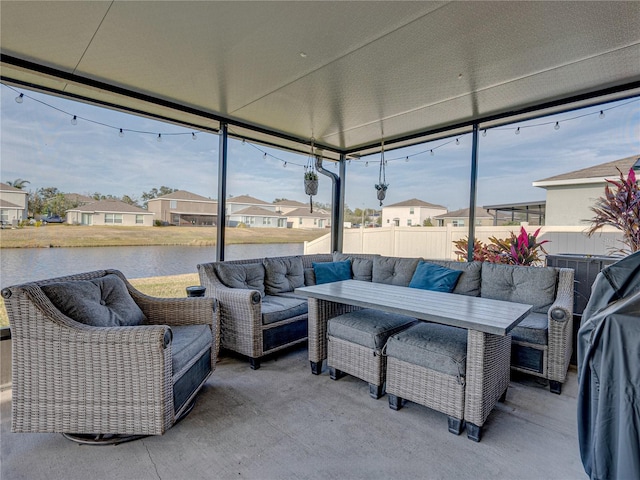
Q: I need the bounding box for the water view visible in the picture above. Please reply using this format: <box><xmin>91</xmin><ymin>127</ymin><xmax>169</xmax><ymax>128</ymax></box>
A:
<box><xmin>0</xmin><ymin>243</ymin><xmax>304</xmax><ymax>288</ymax></box>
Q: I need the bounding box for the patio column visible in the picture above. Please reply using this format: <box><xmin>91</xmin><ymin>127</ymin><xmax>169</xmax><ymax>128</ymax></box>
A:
<box><xmin>316</xmin><ymin>154</ymin><xmax>344</xmax><ymax>253</ymax></box>
<box><xmin>216</xmin><ymin>123</ymin><xmax>228</xmax><ymax>261</ymax></box>
<box><xmin>467</xmin><ymin>124</ymin><xmax>479</xmax><ymax>263</ymax></box>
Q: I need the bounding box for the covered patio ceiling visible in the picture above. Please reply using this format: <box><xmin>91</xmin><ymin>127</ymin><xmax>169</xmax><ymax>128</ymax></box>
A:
<box><xmin>2</xmin><ymin>1</ymin><xmax>639</xmax><ymax>160</ymax></box>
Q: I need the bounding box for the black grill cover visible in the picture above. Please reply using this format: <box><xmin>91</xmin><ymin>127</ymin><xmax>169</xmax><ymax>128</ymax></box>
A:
<box><xmin>577</xmin><ymin>251</ymin><xmax>640</xmax><ymax>480</ymax></box>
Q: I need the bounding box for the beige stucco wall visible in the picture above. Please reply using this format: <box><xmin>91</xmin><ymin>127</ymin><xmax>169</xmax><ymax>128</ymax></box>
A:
<box><xmin>0</xmin><ymin>189</ymin><xmax>28</xmax><ymax>222</ymax></box>
<box><xmin>290</xmin><ymin>217</ymin><xmax>328</xmax><ymax>229</ymax></box>
<box><xmin>66</xmin><ymin>211</ymin><xmax>154</xmax><ymax>226</ymax></box>
<box><xmin>544</xmin><ymin>184</ymin><xmax>604</xmax><ymax>226</ymax></box>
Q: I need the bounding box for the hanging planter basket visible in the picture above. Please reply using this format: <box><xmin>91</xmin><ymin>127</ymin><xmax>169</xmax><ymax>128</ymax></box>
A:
<box><xmin>304</xmin><ymin>139</ymin><xmax>318</xmax><ymax>212</ymax></box>
<box><xmin>375</xmin><ymin>183</ymin><xmax>388</xmax><ymax>202</ymax></box>
<box><xmin>375</xmin><ymin>139</ymin><xmax>389</xmax><ymax>206</ymax></box>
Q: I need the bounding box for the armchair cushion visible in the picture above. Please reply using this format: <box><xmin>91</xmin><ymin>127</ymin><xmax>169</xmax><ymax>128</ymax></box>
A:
<box><xmin>215</xmin><ymin>262</ymin><xmax>266</xmax><ymax>297</ymax></box>
<box><xmin>41</xmin><ymin>273</ymin><xmax>146</xmax><ymax>327</ymax></box>
<box><xmin>312</xmin><ymin>260</ymin><xmax>352</xmax><ymax>285</ymax></box>
<box><xmin>409</xmin><ymin>261</ymin><xmax>462</xmax><ymax>293</ymax></box>
<box><xmin>481</xmin><ymin>263</ymin><xmax>558</xmax><ymax>314</ymax></box>
<box><xmin>263</xmin><ymin>256</ymin><xmax>305</xmax><ymax>294</ymax></box>
<box><xmin>171</xmin><ymin>324</ymin><xmax>213</xmax><ymax>374</ymax></box>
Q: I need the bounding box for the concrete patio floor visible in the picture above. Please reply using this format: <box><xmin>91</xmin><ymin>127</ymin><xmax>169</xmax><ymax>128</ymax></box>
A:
<box><xmin>1</xmin><ymin>345</ymin><xmax>586</xmax><ymax>480</ymax></box>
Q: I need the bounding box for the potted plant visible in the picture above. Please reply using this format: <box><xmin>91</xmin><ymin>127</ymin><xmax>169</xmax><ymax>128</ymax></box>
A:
<box><xmin>304</xmin><ymin>170</ymin><xmax>318</xmax><ymax>196</ymax></box>
<box><xmin>375</xmin><ymin>183</ymin><xmax>388</xmax><ymax>204</ymax></box>
<box><xmin>587</xmin><ymin>166</ymin><xmax>640</xmax><ymax>254</ymax></box>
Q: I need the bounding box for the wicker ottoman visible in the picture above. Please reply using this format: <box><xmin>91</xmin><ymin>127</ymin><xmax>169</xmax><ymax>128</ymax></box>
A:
<box><xmin>327</xmin><ymin>308</ymin><xmax>417</xmax><ymax>399</ymax></box>
<box><xmin>386</xmin><ymin>322</ymin><xmax>468</xmax><ymax>435</ymax></box>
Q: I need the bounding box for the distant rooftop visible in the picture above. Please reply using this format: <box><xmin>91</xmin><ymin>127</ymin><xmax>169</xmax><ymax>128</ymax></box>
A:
<box><xmin>232</xmin><ymin>206</ymin><xmax>282</xmax><ymax>216</ymax></box>
<box><xmin>156</xmin><ymin>190</ymin><xmax>215</xmax><ymax>202</ymax></box>
<box><xmin>384</xmin><ymin>198</ymin><xmax>447</xmax><ymax>209</ymax></box>
<box><xmin>434</xmin><ymin>207</ymin><xmax>495</xmax><ymax>219</ymax></box>
<box><xmin>533</xmin><ymin>154</ymin><xmax>639</xmax><ymax>186</ymax></box>
<box><xmin>68</xmin><ymin>199</ymin><xmax>150</xmax><ymax>213</ymax></box>
<box><xmin>227</xmin><ymin>195</ymin><xmax>270</xmax><ymax>205</ymax></box>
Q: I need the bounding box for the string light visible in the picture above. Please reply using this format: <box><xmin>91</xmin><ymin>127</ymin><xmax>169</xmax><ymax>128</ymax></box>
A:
<box><xmin>430</xmin><ymin>149</ymin><xmax>434</xmax><ymax>156</ymax></box>
<box><xmin>554</xmin><ymin>122</ymin><xmax>560</xmax><ymax>130</ymax></box>
<box><xmin>455</xmin><ymin>138</ymin><xmax>460</xmax><ymax>145</ymax></box>
<box><xmin>157</xmin><ymin>133</ymin><xmax>162</xmax><ymax>142</ymax></box>
<box><xmin>263</xmin><ymin>152</ymin><xmax>267</xmax><ymax>159</ymax></box>
<box><xmin>119</xmin><ymin>128</ymin><xmax>124</xmax><ymax>137</ymax></box>
<box><xmin>515</xmin><ymin>127</ymin><xmax>520</xmax><ymax>135</ymax></box>
<box><xmin>15</xmin><ymin>93</ymin><xmax>24</xmax><ymax>103</ymax></box>
<box><xmin>192</xmin><ymin>132</ymin><xmax>197</xmax><ymax>140</ymax></box>
<box><xmin>71</xmin><ymin>115</ymin><xmax>78</xmax><ymax>125</ymax></box>
<box><xmin>365</xmin><ymin>161</ymin><xmax>369</xmax><ymax>167</ymax></box>
<box><xmin>482</xmin><ymin>129</ymin><xmax>487</xmax><ymax>137</ymax></box>
<box><xmin>283</xmin><ymin>161</ymin><xmax>287</xmax><ymax>168</ymax></box>
<box><xmin>599</xmin><ymin>110</ymin><xmax>605</xmax><ymax>119</ymax></box>
<box><xmin>405</xmin><ymin>156</ymin><xmax>409</xmax><ymax>162</ymax></box>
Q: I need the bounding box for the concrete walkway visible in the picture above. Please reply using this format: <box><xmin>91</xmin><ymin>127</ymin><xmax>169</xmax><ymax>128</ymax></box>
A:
<box><xmin>1</xmin><ymin>346</ymin><xmax>586</xmax><ymax>480</ymax></box>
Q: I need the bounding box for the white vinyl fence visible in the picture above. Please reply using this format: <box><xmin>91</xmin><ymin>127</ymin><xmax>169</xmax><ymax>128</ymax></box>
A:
<box><xmin>304</xmin><ymin>223</ymin><xmax>624</xmax><ymax>259</ymax></box>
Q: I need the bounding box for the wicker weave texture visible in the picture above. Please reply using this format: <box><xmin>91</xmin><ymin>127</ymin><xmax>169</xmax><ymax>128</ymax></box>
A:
<box><xmin>308</xmin><ymin>298</ymin><xmax>361</xmax><ymax>365</ymax></box>
<box><xmin>198</xmin><ymin>254</ymin><xmax>332</xmax><ymax>360</ymax></box>
<box><xmin>386</xmin><ymin>357</ymin><xmax>465</xmax><ymax>419</ymax></box>
<box><xmin>3</xmin><ymin>269</ymin><xmax>218</xmax><ymax>436</ymax></box>
<box><xmin>546</xmin><ymin>268</ymin><xmax>575</xmax><ymax>383</ymax></box>
<box><xmin>327</xmin><ymin>336</ymin><xmax>385</xmax><ymax>386</ymax></box>
<box><xmin>464</xmin><ymin>330</ymin><xmax>511</xmax><ymax>427</ymax></box>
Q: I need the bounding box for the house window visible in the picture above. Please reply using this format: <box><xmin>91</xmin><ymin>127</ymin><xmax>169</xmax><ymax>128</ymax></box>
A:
<box><xmin>263</xmin><ymin>217</ymin><xmax>268</xmax><ymax>225</ymax></box>
<box><xmin>407</xmin><ymin>219</ymin><xmax>412</xmax><ymax>226</ymax></box>
<box><xmin>170</xmin><ymin>200</ymin><xmax>177</xmax><ymax>209</ymax></box>
<box><xmin>452</xmin><ymin>220</ymin><xmax>465</xmax><ymax>227</ymax></box>
<box><xmin>0</xmin><ymin>210</ymin><xmax>8</xmax><ymax>223</ymax></box>
<box><xmin>136</xmin><ymin>215</ymin><xmax>144</xmax><ymax>224</ymax></box>
<box><xmin>386</xmin><ymin>219</ymin><xmax>390</xmax><ymax>223</ymax></box>
<box><xmin>299</xmin><ymin>218</ymin><xmax>302</xmax><ymax>224</ymax></box>
<box><xmin>314</xmin><ymin>219</ymin><xmax>317</xmax><ymax>225</ymax></box>
<box><xmin>410</xmin><ymin>208</ymin><xmax>414</xmax><ymax>214</ymax></box>
<box><xmin>105</xmin><ymin>213</ymin><xmax>123</xmax><ymax>224</ymax></box>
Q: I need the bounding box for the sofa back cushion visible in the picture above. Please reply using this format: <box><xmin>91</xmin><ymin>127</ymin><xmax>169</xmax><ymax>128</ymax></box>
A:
<box><xmin>263</xmin><ymin>256</ymin><xmax>305</xmax><ymax>294</ymax></box>
<box><xmin>215</xmin><ymin>262</ymin><xmax>266</xmax><ymax>297</ymax></box>
<box><xmin>423</xmin><ymin>260</ymin><xmax>482</xmax><ymax>297</ymax></box>
<box><xmin>333</xmin><ymin>252</ymin><xmax>377</xmax><ymax>281</ymax></box>
<box><xmin>372</xmin><ymin>256</ymin><xmax>420</xmax><ymax>286</ymax></box>
<box><xmin>41</xmin><ymin>274</ymin><xmax>147</xmax><ymax>327</ymax></box>
<box><xmin>409</xmin><ymin>261</ymin><xmax>463</xmax><ymax>293</ymax></box>
<box><xmin>481</xmin><ymin>263</ymin><xmax>558</xmax><ymax>313</ymax></box>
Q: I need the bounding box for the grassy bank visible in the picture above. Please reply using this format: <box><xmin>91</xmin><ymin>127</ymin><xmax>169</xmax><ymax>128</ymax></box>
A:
<box><xmin>0</xmin><ymin>225</ymin><xmax>327</xmax><ymax>248</ymax></box>
<box><xmin>0</xmin><ymin>273</ymin><xmax>201</xmax><ymax>328</ymax></box>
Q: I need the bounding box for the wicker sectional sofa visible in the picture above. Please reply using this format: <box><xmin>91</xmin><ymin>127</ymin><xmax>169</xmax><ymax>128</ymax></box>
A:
<box><xmin>199</xmin><ymin>252</ymin><xmax>574</xmax><ymax>394</ymax></box>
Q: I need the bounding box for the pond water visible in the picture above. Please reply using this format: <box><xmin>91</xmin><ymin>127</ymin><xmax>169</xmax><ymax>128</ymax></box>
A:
<box><xmin>0</xmin><ymin>243</ymin><xmax>304</xmax><ymax>288</ymax></box>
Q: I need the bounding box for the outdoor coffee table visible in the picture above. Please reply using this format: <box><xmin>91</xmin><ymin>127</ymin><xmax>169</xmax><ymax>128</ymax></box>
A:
<box><xmin>295</xmin><ymin>280</ymin><xmax>532</xmax><ymax>440</ymax></box>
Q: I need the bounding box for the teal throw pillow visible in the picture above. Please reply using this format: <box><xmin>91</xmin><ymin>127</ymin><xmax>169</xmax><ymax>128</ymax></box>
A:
<box><xmin>409</xmin><ymin>261</ymin><xmax>463</xmax><ymax>293</ymax></box>
<box><xmin>313</xmin><ymin>260</ymin><xmax>352</xmax><ymax>285</ymax></box>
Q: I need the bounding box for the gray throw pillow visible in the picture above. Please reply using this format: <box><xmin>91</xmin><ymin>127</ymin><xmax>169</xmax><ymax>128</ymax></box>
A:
<box><xmin>263</xmin><ymin>256</ymin><xmax>305</xmax><ymax>294</ymax></box>
<box><xmin>333</xmin><ymin>252</ymin><xmax>375</xmax><ymax>281</ymax></box>
<box><xmin>372</xmin><ymin>256</ymin><xmax>420</xmax><ymax>286</ymax></box>
<box><xmin>41</xmin><ymin>274</ymin><xmax>147</xmax><ymax>327</ymax></box>
<box><xmin>424</xmin><ymin>259</ymin><xmax>482</xmax><ymax>297</ymax></box>
<box><xmin>215</xmin><ymin>262</ymin><xmax>266</xmax><ymax>297</ymax></box>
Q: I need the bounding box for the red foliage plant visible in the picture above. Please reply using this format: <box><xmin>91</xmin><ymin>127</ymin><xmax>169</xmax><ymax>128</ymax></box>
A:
<box><xmin>453</xmin><ymin>227</ymin><xmax>549</xmax><ymax>266</ymax></box>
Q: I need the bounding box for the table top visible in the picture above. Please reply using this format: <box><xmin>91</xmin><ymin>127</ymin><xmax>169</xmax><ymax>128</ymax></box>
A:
<box><xmin>295</xmin><ymin>280</ymin><xmax>533</xmax><ymax>336</ymax></box>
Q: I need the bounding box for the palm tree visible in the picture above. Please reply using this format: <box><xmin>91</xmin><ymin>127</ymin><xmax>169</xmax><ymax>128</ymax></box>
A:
<box><xmin>7</xmin><ymin>178</ymin><xmax>30</xmax><ymax>190</ymax></box>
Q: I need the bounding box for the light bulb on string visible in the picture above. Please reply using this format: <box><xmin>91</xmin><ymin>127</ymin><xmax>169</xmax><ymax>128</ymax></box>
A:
<box><xmin>599</xmin><ymin>111</ymin><xmax>605</xmax><ymax>119</ymax></box>
<box><xmin>263</xmin><ymin>152</ymin><xmax>267</xmax><ymax>160</ymax></box>
<box><xmin>71</xmin><ymin>115</ymin><xmax>78</xmax><ymax>125</ymax></box>
<box><xmin>365</xmin><ymin>161</ymin><xmax>369</xmax><ymax>167</ymax></box>
<box><xmin>119</xmin><ymin>129</ymin><xmax>124</xmax><ymax>138</ymax></box>
<box><xmin>283</xmin><ymin>161</ymin><xmax>287</xmax><ymax>168</ymax></box>
<box><xmin>515</xmin><ymin>127</ymin><xmax>520</xmax><ymax>135</ymax></box>
<box><xmin>455</xmin><ymin>138</ymin><xmax>460</xmax><ymax>145</ymax></box>
<box><xmin>482</xmin><ymin>129</ymin><xmax>487</xmax><ymax>137</ymax></box>
<box><xmin>15</xmin><ymin>93</ymin><xmax>24</xmax><ymax>104</ymax></box>
<box><xmin>554</xmin><ymin>122</ymin><xmax>560</xmax><ymax>130</ymax></box>
<box><xmin>430</xmin><ymin>149</ymin><xmax>434</xmax><ymax>156</ymax></box>
<box><xmin>242</xmin><ymin>138</ymin><xmax>246</xmax><ymax>144</ymax></box>
<box><xmin>192</xmin><ymin>132</ymin><xmax>197</xmax><ymax>140</ymax></box>
<box><xmin>405</xmin><ymin>156</ymin><xmax>409</xmax><ymax>162</ymax></box>
<box><xmin>157</xmin><ymin>133</ymin><xmax>162</xmax><ymax>142</ymax></box>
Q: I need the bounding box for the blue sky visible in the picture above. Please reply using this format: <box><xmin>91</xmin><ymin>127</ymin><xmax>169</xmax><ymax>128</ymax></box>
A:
<box><xmin>1</xmin><ymin>84</ymin><xmax>638</xmax><ymax>212</ymax></box>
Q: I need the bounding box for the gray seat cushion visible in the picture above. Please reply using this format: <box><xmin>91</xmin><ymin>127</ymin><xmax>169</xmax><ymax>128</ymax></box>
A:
<box><xmin>481</xmin><ymin>263</ymin><xmax>558</xmax><ymax>314</ymax></box>
<box><xmin>261</xmin><ymin>295</ymin><xmax>308</xmax><ymax>325</ymax></box>
<box><xmin>386</xmin><ymin>322</ymin><xmax>468</xmax><ymax>377</ymax></box>
<box><xmin>511</xmin><ymin>312</ymin><xmax>548</xmax><ymax>345</ymax></box>
<box><xmin>328</xmin><ymin>308</ymin><xmax>418</xmax><ymax>350</ymax></box>
<box><xmin>263</xmin><ymin>256</ymin><xmax>305</xmax><ymax>294</ymax></box>
<box><xmin>215</xmin><ymin>262</ymin><xmax>266</xmax><ymax>297</ymax></box>
<box><xmin>424</xmin><ymin>259</ymin><xmax>482</xmax><ymax>297</ymax></box>
<box><xmin>41</xmin><ymin>274</ymin><xmax>147</xmax><ymax>327</ymax></box>
<box><xmin>372</xmin><ymin>256</ymin><xmax>421</xmax><ymax>286</ymax></box>
<box><xmin>171</xmin><ymin>324</ymin><xmax>212</xmax><ymax>376</ymax></box>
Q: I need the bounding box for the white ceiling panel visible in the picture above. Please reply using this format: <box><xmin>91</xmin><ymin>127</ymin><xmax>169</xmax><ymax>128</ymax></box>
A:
<box><xmin>1</xmin><ymin>1</ymin><xmax>639</xmax><ymax>157</ymax></box>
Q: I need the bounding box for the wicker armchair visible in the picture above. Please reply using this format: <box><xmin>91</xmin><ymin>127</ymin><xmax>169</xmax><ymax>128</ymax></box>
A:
<box><xmin>2</xmin><ymin>269</ymin><xmax>219</xmax><ymax>444</ymax></box>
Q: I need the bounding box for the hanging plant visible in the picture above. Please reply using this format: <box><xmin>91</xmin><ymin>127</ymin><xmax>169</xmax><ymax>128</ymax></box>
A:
<box><xmin>375</xmin><ymin>139</ymin><xmax>389</xmax><ymax>206</ymax></box>
<box><xmin>304</xmin><ymin>139</ymin><xmax>319</xmax><ymax>212</ymax></box>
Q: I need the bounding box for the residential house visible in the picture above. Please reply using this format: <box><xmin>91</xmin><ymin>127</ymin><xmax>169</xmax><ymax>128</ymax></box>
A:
<box><xmin>434</xmin><ymin>207</ymin><xmax>499</xmax><ymax>227</ymax></box>
<box><xmin>228</xmin><ymin>206</ymin><xmax>286</xmax><ymax>228</ymax></box>
<box><xmin>532</xmin><ymin>154</ymin><xmax>639</xmax><ymax>226</ymax></box>
<box><xmin>64</xmin><ymin>193</ymin><xmax>94</xmax><ymax>206</ymax></box>
<box><xmin>285</xmin><ymin>207</ymin><xmax>331</xmax><ymax>229</ymax></box>
<box><xmin>226</xmin><ymin>195</ymin><xmax>275</xmax><ymax>215</ymax></box>
<box><xmin>273</xmin><ymin>199</ymin><xmax>307</xmax><ymax>215</ymax></box>
<box><xmin>66</xmin><ymin>199</ymin><xmax>154</xmax><ymax>226</ymax></box>
<box><xmin>0</xmin><ymin>182</ymin><xmax>28</xmax><ymax>225</ymax></box>
<box><xmin>147</xmin><ymin>190</ymin><xmax>217</xmax><ymax>226</ymax></box>
<box><xmin>381</xmin><ymin>198</ymin><xmax>447</xmax><ymax>227</ymax></box>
